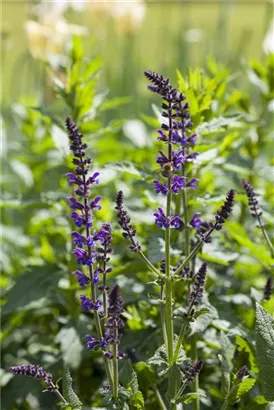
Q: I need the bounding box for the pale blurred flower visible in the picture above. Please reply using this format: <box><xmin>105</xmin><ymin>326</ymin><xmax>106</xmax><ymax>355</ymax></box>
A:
<box><xmin>184</xmin><ymin>29</ymin><xmax>203</xmax><ymax>44</ymax></box>
<box><xmin>263</xmin><ymin>19</ymin><xmax>274</xmax><ymax>54</ymax></box>
<box><xmin>88</xmin><ymin>0</ymin><xmax>146</xmax><ymax>34</ymax></box>
<box><xmin>25</xmin><ymin>17</ymin><xmax>87</xmax><ymax>61</ymax></box>
<box><xmin>110</xmin><ymin>1</ymin><xmax>146</xmax><ymax>34</ymax></box>
<box><xmin>32</xmin><ymin>0</ymin><xmax>86</xmax><ymax>18</ymax></box>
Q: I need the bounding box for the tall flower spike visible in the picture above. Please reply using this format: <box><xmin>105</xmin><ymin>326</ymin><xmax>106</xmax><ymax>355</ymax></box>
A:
<box><xmin>9</xmin><ymin>364</ymin><xmax>53</xmax><ymax>385</ymax></box>
<box><xmin>115</xmin><ymin>191</ymin><xmax>141</xmax><ymax>252</ymax></box>
<box><xmin>214</xmin><ymin>189</ymin><xmax>236</xmax><ymax>230</ymax></box>
<box><xmin>263</xmin><ymin>277</ymin><xmax>272</xmax><ymax>300</ymax></box>
<box><xmin>189</xmin><ymin>263</ymin><xmax>207</xmax><ymax>306</ymax></box>
<box><xmin>184</xmin><ymin>360</ymin><xmax>204</xmax><ymax>386</ymax></box>
<box><xmin>242</xmin><ymin>179</ymin><xmax>262</xmax><ymax>218</ymax></box>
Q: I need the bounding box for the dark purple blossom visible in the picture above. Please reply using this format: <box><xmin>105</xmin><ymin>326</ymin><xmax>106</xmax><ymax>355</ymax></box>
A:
<box><xmin>154</xmin><ymin>208</ymin><xmax>170</xmax><ymax>229</ymax></box>
<box><xmin>190</xmin><ymin>213</ymin><xmax>202</xmax><ymax>231</ymax></box>
<box><xmin>170</xmin><ymin>215</ymin><xmax>184</xmax><ymax>229</ymax></box>
<box><xmin>68</xmin><ymin>197</ymin><xmax>84</xmax><ymax>210</ymax></box>
<box><xmin>90</xmin><ymin>196</ymin><xmax>102</xmax><ymax>210</ymax></box>
<box><xmin>237</xmin><ymin>365</ymin><xmax>248</xmax><ymax>380</ymax></box>
<box><xmin>154</xmin><ymin>180</ymin><xmax>169</xmax><ymax>195</ymax></box>
<box><xmin>189</xmin><ymin>263</ymin><xmax>207</xmax><ymax>305</ymax></box>
<box><xmin>214</xmin><ymin>189</ymin><xmax>236</xmax><ymax>230</ymax></box>
<box><xmin>72</xmin><ymin>248</ymin><xmax>96</xmax><ymax>266</ymax></box>
<box><xmin>80</xmin><ymin>295</ymin><xmax>101</xmax><ymax>312</ymax></box>
<box><xmin>9</xmin><ymin>364</ymin><xmax>52</xmax><ymax>385</ymax></box>
<box><xmin>71</xmin><ymin>232</ymin><xmax>86</xmax><ymax>247</ymax></box>
<box><xmin>242</xmin><ymin>179</ymin><xmax>262</xmax><ymax>218</ymax></box>
<box><xmin>85</xmin><ymin>335</ymin><xmax>100</xmax><ymax>350</ymax></box>
<box><xmin>264</xmin><ymin>277</ymin><xmax>272</xmax><ymax>300</ymax></box>
<box><xmin>184</xmin><ymin>360</ymin><xmax>204</xmax><ymax>386</ymax></box>
<box><xmin>186</xmin><ymin>178</ymin><xmax>198</xmax><ymax>189</ymax></box>
<box><xmin>73</xmin><ymin>270</ymin><xmax>90</xmax><ymax>287</ymax></box>
<box><xmin>115</xmin><ymin>191</ymin><xmax>141</xmax><ymax>252</ymax></box>
<box><xmin>171</xmin><ymin>175</ymin><xmax>186</xmax><ymax>194</ymax></box>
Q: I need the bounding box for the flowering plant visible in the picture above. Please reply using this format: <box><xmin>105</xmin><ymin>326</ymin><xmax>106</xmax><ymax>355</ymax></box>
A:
<box><xmin>6</xmin><ymin>64</ymin><xmax>274</xmax><ymax>410</ymax></box>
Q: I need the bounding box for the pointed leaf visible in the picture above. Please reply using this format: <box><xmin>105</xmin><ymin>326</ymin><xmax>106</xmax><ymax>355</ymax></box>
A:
<box><xmin>62</xmin><ymin>366</ymin><xmax>83</xmax><ymax>410</ymax></box>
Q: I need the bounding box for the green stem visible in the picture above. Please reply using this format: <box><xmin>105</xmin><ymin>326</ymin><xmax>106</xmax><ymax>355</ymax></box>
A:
<box><xmin>160</xmin><ymin>283</ymin><xmax>168</xmax><ymax>354</ymax></box>
<box><xmin>258</xmin><ymin>217</ymin><xmax>274</xmax><ymax>258</ymax></box>
<box><xmin>112</xmin><ymin>342</ymin><xmax>118</xmax><ymax>399</ymax></box>
<box><xmin>172</xmin><ymin>323</ymin><xmax>187</xmax><ymax>365</ymax></box>
<box><xmin>165</xmin><ymin>190</ymin><xmax>173</xmax><ymax>364</ymax></box>
<box><xmin>191</xmin><ymin>336</ymin><xmax>200</xmax><ymax>410</ymax></box>
<box><xmin>173</xmin><ymin>228</ymin><xmax>214</xmax><ymax>277</ymax></box>
<box><xmin>138</xmin><ymin>249</ymin><xmax>162</xmax><ymax>277</ymax></box>
<box><xmin>155</xmin><ymin>387</ymin><xmax>168</xmax><ymax>410</ymax></box>
<box><xmin>49</xmin><ymin>382</ymin><xmax>69</xmax><ymax>405</ymax></box>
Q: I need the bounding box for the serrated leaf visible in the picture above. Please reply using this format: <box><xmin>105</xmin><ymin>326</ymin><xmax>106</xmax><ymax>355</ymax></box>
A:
<box><xmin>234</xmin><ymin>378</ymin><xmax>256</xmax><ymax>401</ymax></box>
<box><xmin>189</xmin><ymin>304</ymin><xmax>218</xmax><ymax>335</ymax></box>
<box><xmin>255</xmin><ymin>303</ymin><xmax>274</xmax><ymax>401</ymax></box>
<box><xmin>62</xmin><ymin>366</ymin><xmax>83</xmax><ymax>410</ymax></box>
<box><xmin>56</xmin><ymin>326</ymin><xmax>83</xmax><ymax>369</ymax></box>
<box><xmin>129</xmin><ymin>390</ymin><xmax>144</xmax><ymax>409</ymax></box>
<box><xmin>147</xmin><ymin>344</ymin><xmax>169</xmax><ymax>377</ymax></box>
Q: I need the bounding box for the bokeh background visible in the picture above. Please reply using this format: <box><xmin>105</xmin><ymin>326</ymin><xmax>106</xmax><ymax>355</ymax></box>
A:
<box><xmin>1</xmin><ymin>1</ymin><xmax>274</xmax><ymax>410</ymax></box>
<box><xmin>2</xmin><ymin>0</ymin><xmax>273</xmax><ymax>112</ymax></box>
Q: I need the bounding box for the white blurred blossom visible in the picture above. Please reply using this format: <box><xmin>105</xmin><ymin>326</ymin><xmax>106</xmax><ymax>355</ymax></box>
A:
<box><xmin>184</xmin><ymin>29</ymin><xmax>203</xmax><ymax>44</ymax></box>
<box><xmin>263</xmin><ymin>19</ymin><xmax>274</xmax><ymax>54</ymax></box>
<box><xmin>32</xmin><ymin>0</ymin><xmax>86</xmax><ymax>18</ymax></box>
<box><xmin>25</xmin><ymin>17</ymin><xmax>87</xmax><ymax>61</ymax></box>
<box><xmin>88</xmin><ymin>0</ymin><xmax>146</xmax><ymax>34</ymax></box>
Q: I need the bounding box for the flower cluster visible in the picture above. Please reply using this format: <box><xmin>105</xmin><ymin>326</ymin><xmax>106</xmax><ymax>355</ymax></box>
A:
<box><xmin>189</xmin><ymin>263</ymin><xmax>207</xmax><ymax>306</ymax></box>
<box><xmin>65</xmin><ymin>117</ymin><xmax>113</xmax><ymax>313</ymax></box>
<box><xmin>242</xmin><ymin>179</ymin><xmax>262</xmax><ymax>219</ymax></box>
<box><xmin>264</xmin><ymin>277</ymin><xmax>272</xmax><ymax>301</ymax></box>
<box><xmin>184</xmin><ymin>360</ymin><xmax>204</xmax><ymax>386</ymax></box>
<box><xmin>9</xmin><ymin>364</ymin><xmax>53</xmax><ymax>385</ymax></box>
<box><xmin>85</xmin><ymin>285</ymin><xmax>126</xmax><ymax>359</ymax></box>
<box><xmin>115</xmin><ymin>190</ymin><xmax>141</xmax><ymax>252</ymax></box>
<box><xmin>144</xmin><ymin>70</ymin><xmax>199</xmax><ymax>230</ymax></box>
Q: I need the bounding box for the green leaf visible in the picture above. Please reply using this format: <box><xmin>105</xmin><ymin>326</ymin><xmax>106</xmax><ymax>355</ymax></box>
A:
<box><xmin>189</xmin><ymin>304</ymin><xmax>218</xmax><ymax>335</ymax></box>
<box><xmin>56</xmin><ymin>326</ymin><xmax>84</xmax><ymax>369</ymax></box>
<box><xmin>148</xmin><ymin>344</ymin><xmax>169</xmax><ymax>377</ymax></box>
<box><xmin>130</xmin><ymin>390</ymin><xmax>144</xmax><ymax>409</ymax></box>
<box><xmin>71</xmin><ymin>36</ymin><xmax>84</xmax><ymax>62</ymax></box>
<box><xmin>100</xmin><ymin>96</ymin><xmax>131</xmax><ymax>111</ymax></box>
<box><xmin>255</xmin><ymin>303</ymin><xmax>274</xmax><ymax>401</ymax></box>
<box><xmin>62</xmin><ymin>366</ymin><xmax>83</xmax><ymax>410</ymax></box>
<box><xmin>218</xmin><ymin>354</ymin><xmax>231</xmax><ymax>398</ymax></box>
<box><xmin>2</xmin><ymin>266</ymin><xmax>62</xmax><ymax>315</ymax></box>
<box><xmin>105</xmin><ymin>162</ymin><xmax>145</xmax><ymax>179</ymax></box>
<box><xmin>176</xmin><ymin>392</ymin><xmax>200</xmax><ymax>404</ymax></box>
<box><xmin>233</xmin><ymin>378</ymin><xmax>256</xmax><ymax>401</ymax></box>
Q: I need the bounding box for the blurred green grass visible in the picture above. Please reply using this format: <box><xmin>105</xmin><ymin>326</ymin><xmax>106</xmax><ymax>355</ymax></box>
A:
<box><xmin>2</xmin><ymin>1</ymin><xmax>272</xmax><ymax>111</ymax></box>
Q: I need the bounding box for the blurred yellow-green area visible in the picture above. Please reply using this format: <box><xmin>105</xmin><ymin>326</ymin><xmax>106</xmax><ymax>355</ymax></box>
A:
<box><xmin>2</xmin><ymin>0</ymin><xmax>273</xmax><ymax>111</ymax></box>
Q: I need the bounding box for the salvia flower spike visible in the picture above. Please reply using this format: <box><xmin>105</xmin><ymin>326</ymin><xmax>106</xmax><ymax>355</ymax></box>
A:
<box><xmin>65</xmin><ymin>117</ymin><xmax>115</xmax><ymax>391</ymax></box>
<box><xmin>242</xmin><ymin>179</ymin><xmax>274</xmax><ymax>258</ymax></box>
<box><xmin>189</xmin><ymin>263</ymin><xmax>207</xmax><ymax>307</ymax></box>
<box><xmin>263</xmin><ymin>277</ymin><xmax>272</xmax><ymax>300</ymax></box>
<box><xmin>9</xmin><ymin>364</ymin><xmax>53</xmax><ymax>384</ymax></box>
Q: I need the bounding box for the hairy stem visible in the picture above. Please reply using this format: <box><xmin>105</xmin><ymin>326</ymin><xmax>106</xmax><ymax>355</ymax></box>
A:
<box><xmin>165</xmin><ymin>189</ymin><xmax>174</xmax><ymax>364</ymax></box>
<box><xmin>112</xmin><ymin>340</ymin><xmax>118</xmax><ymax>399</ymax></box>
<box><xmin>49</xmin><ymin>382</ymin><xmax>69</xmax><ymax>405</ymax></box>
<box><xmin>191</xmin><ymin>335</ymin><xmax>200</xmax><ymax>410</ymax></box>
<box><xmin>155</xmin><ymin>387</ymin><xmax>168</xmax><ymax>410</ymax></box>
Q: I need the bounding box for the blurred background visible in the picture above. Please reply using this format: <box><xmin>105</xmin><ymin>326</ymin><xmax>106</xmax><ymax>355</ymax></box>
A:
<box><xmin>2</xmin><ymin>0</ymin><xmax>273</xmax><ymax>113</ymax></box>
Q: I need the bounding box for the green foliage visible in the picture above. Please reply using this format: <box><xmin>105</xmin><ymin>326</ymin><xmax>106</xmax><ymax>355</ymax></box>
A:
<box><xmin>2</xmin><ymin>17</ymin><xmax>274</xmax><ymax>410</ymax></box>
<box><xmin>62</xmin><ymin>366</ymin><xmax>83</xmax><ymax>410</ymax></box>
<box><xmin>255</xmin><ymin>303</ymin><xmax>274</xmax><ymax>401</ymax></box>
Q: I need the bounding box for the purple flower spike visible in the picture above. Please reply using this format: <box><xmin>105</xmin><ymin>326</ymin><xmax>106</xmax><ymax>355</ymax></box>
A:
<box><xmin>9</xmin><ymin>364</ymin><xmax>53</xmax><ymax>385</ymax></box>
<box><xmin>171</xmin><ymin>175</ymin><xmax>186</xmax><ymax>194</ymax></box>
<box><xmin>153</xmin><ymin>180</ymin><xmax>169</xmax><ymax>195</ymax></box>
<box><xmin>154</xmin><ymin>208</ymin><xmax>170</xmax><ymax>229</ymax></box>
<box><xmin>68</xmin><ymin>197</ymin><xmax>84</xmax><ymax>210</ymax></box>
